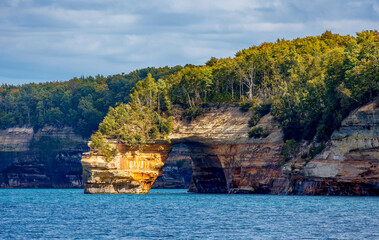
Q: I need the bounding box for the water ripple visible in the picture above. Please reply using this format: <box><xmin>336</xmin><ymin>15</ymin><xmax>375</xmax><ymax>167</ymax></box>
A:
<box><xmin>0</xmin><ymin>189</ymin><xmax>378</xmax><ymax>239</ymax></box>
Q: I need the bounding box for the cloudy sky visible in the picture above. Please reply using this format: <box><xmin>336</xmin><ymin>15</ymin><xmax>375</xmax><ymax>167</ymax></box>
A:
<box><xmin>0</xmin><ymin>0</ymin><xmax>378</xmax><ymax>85</ymax></box>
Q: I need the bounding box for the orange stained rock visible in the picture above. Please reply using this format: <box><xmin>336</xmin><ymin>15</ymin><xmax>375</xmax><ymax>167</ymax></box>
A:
<box><xmin>82</xmin><ymin>142</ymin><xmax>172</xmax><ymax>194</ymax></box>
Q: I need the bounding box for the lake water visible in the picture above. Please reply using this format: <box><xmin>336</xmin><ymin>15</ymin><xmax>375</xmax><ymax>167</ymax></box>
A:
<box><xmin>0</xmin><ymin>189</ymin><xmax>378</xmax><ymax>239</ymax></box>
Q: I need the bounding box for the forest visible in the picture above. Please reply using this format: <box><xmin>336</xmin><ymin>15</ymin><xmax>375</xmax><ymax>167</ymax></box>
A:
<box><xmin>1</xmin><ymin>31</ymin><xmax>378</xmax><ymax>154</ymax></box>
<box><xmin>0</xmin><ymin>66</ymin><xmax>182</xmax><ymax>136</ymax></box>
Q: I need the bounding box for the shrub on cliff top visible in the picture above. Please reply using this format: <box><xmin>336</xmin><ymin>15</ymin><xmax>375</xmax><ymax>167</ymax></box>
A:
<box><xmin>90</xmin><ymin>73</ymin><xmax>173</xmax><ymax>156</ymax></box>
<box><xmin>90</xmin><ymin>132</ymin><xmax>117</xmax><ymax>162</ymax></box>
<box><xmin>248</xmin><ymin>103</ymin><xmax>272</xmax><ymax>127</ymax></box>
<box><xmin>93</xmin><ymin>103</ymin><xmax>172</xmax><ymax>148</ymax></box>
<box><xmin>239</xmin><ymin>102</ymin><xmax>253</xmax><ymax>112</ymax></box>
<box><xmin>248</xmin><ymin>126</ymin><xmax>269</xmax><ymax>138</ymax></box>
<box><xmin>182</xmin><ymin>106</ymin><xmax>203</xmax><ymax>121</ymax></box>
<box><xmin>282</xmin><ymin>139</ymin><xmax>300</xmax><ymax>163</ymax></box>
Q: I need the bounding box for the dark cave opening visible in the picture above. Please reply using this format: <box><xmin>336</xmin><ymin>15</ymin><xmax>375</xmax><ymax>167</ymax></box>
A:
<box><xmin>153</xmin><ymin>141</ymin><xmax>228</xmax><ymax>193</ymax></box>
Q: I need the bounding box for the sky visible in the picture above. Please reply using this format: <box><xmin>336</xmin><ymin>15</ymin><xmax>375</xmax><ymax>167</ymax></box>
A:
<box><xmin>0</xmin><ymin>0</ymin><xmax>378</xmax><ymax>85</ymax></box>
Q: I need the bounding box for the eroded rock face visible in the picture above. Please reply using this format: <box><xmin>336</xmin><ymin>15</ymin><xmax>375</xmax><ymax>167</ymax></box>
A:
<box><xmin>81</xmin><ymin>102</ymin><xmax>378</xmax><ymax>195</ymax></box>
<box><xmin>0</xmin><ymin>126</ymin><xmax>88</xmax><ymax>188</ymax></box>
<box><xmin>82</xmin><ymin>142</ymin><xmax>172</xmax><ymax>194</ymax></box>
<box><xmin>287</xmin><ymin>101</ymin><xmax>379</xmax><ymax>195</ymax></box>
<box><xmin>169</xmin><ymin>105</ymin><xmax>287</xmax><ymax>194</ymax></box>
<box><xmin>152</xmin><ymin>143</ymin><xmax>192</xmax><ymax>189</ymax></box>
<box><xmin>82</xmin><ymin>104</ymin><xmax>287</xmax><ymax>194</ymax></box>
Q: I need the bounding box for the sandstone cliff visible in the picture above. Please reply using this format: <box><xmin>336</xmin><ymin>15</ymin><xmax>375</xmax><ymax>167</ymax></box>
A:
<box><xmin>286</xmin><ymin>101</ymin><xmax>379</xmax><ymax>195</ymax></box>
<box><xmin>81</xmin><ymin>101</ymin><xmax>378</xmax><ymax>195</ymax></box>
<box><xmin>170</xmin><ymin>104</ymin><xmax>286</xmax><ymax>194</ymax></box>
<box><xmin>82</xmin><ymin>104</ymin><xmax>287</xmax><ymax>194</ymax></box>
<box><xmin>81</xmin><ymin>141</ymin><xmax>172</xmax><ymax>193</ymax></box>
<box><xmin>0</xmin><ymin>126</ymin><xmax>88</xmax><ymax>188</ymax></box>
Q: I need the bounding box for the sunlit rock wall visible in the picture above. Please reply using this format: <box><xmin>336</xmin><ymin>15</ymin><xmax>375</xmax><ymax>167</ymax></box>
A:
<box><xmin>287</xmin><ymin>101</ymin><xmax>379</xmax><ymax>195</ymax></box>
<box><xmin>82</xmin><ymin>142</ymin><xmax>172</xmax><ymax>194</ymax></box>
<box><xmin>81</xmin><ymin>101</ymin><xmax>378</xmax><ymax>195</ymax></box>
<box><xmin>82</xmin><ymin>104</ymin><xmax>287</xmax><ymax>194</ymax></box>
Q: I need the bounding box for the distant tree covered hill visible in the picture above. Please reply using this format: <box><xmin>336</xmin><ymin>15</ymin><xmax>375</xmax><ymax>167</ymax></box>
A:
<box><xmin>0</xmin><ymin>66</ymin><xmax>182</xmax><ymax>136</ymax></box>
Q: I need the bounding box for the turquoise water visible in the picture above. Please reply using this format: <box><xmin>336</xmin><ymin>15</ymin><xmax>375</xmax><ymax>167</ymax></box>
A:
<box><xmin>0</xmin><ymin>189</ymin><xmax>378</xmax><ymax>239</ymax></box>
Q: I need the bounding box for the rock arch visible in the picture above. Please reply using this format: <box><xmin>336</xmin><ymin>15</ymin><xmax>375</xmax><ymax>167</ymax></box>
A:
<box><xmin>81</xmin><ymin>104</ymin><xmax>286</xmax><ymax>194</ymax></box>
<box><xmin>175</xmin><ymin>141</ymin><xmax>228</xmax><ymax>193</ymax></box>
<box><xmin>82</xmin><ymin>102</ymin><xmax>379</xmax><ymax>195</ymax></box>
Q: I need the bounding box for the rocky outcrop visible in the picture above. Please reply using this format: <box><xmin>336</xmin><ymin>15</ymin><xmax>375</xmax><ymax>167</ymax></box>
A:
<box><xmin>81</xmin><ymin>141</ymin><xmax>172</xmax><ymax>193</ymax></box>
<box><xmin>0</xmin><ymin>126</ymin><xmax>88</xmax><ymax>188</ymax></box>
<box><xmin>286</xmin><ymin>101</ymin><xmax>379</xmax><ymax>195</ymax></box>
<box><xmin>81</xmin><ymin>101</ymin><xmax>378</xmax><ymax>195</ymax></box>
<box><xmin>82</xmin><ymin>104</ymin><xmax>287</xmax><ymax>194</ymax></box>
<box><xmin>169</xmin><ymin>105</ymin><xmax>287</xmax><ymax>194</ymax></box>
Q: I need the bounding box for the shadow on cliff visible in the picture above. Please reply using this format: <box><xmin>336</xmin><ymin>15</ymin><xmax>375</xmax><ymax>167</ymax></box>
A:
<box><xmin>173</xmin><ymin>141</ymin><xmax>228</xmax><ymax>193</ymax></box>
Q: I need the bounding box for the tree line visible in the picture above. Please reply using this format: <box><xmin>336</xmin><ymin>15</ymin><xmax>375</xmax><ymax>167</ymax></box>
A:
<box><xmin>0</xmin><ymin>66</ymin><xmax>182</xmax><ymax>136</ymax></box>
<box><xmin>175</xmin><ymin>31</ymin><xmax>378</xmax><ymax>142</ymax></box>
<box><xmin>109</xmin><ymin>30</ymin><xmax>378</xmax><ymax>143</ymax></box>
<box><xmin>1</xmin><ymin>31</ymin><xmax>378</xmax><ymax>148</ymax></box>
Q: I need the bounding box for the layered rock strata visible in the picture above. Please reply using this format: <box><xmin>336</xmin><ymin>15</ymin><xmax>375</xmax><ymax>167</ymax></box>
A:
<box><xmin>83</xmin><ymin>104</ymin><xmax>287</xmax><ymax>194</ymax></box>
<box><xmin>82</xmin><ymin>101</ymin><xmax>378</xmax><ymax>195</ymax></box>
<box><xmin>82</xmin><ymin>142</ymin><xmax>172</xmax><ymax>193</ymax></box>
<box><xmin>152</xmin><ymin>143</ymin><xmax>192</xmax><ymax>189</ymax></box>
<box><xmin>286</xmin><ymin>101</ymin><xmax>379</xmax><ymax>195</ymax></box>
<box><xmin>0</xmin><ymin>126</ymin><xmax>88</xmax><ymax>188</ymax></box>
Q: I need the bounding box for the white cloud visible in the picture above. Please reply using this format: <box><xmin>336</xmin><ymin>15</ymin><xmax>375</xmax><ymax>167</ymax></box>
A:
<box><xmin>0</xmin><ymin>0</ymin><xmax>378</xmax><ymax>84</ymax></box>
